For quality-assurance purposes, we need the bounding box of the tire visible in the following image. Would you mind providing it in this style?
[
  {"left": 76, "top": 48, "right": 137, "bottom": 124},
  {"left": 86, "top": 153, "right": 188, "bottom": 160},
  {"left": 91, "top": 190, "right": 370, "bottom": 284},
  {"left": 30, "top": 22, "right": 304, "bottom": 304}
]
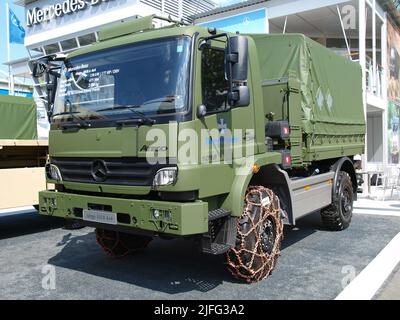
[
  {"left": 321, "top": 171, "right": 354, "bottom": 231},
  {"left": 226, "top": 186, "right": 284, "bottom": 283},
  {"left": 95, "top": 228, "right": 152, "bottom": 258}
]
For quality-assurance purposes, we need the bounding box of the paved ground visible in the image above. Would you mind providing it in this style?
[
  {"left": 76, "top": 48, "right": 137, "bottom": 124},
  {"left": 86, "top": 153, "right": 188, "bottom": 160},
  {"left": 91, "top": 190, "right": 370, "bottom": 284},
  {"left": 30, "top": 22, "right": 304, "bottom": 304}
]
[
  {"left": 375, "top": 263, "right": 400, "bottom": 300},
  {"left": 0, "top": 199, "right": 399, "bottom": 300}
]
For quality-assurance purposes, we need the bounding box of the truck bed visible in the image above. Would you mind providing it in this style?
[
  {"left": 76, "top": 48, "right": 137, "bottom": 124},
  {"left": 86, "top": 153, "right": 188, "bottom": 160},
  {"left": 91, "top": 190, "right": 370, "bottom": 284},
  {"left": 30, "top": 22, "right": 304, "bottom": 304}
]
[{"left": 250, "top": 34, "right": 365, "bottom": 164}]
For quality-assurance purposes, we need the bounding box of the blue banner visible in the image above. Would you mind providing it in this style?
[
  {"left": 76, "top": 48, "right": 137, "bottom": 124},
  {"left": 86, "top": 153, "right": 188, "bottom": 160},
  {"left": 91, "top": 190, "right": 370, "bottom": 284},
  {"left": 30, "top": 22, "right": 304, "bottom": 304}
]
[
  {"left": 9, "top": 8, "right": 25, "bottom": 44},
  {"left": 0, "top": 89, "right": 32, "bottom": 97},
  {"left": 199, "top": 9, "right": 267, "bottom": 34}
]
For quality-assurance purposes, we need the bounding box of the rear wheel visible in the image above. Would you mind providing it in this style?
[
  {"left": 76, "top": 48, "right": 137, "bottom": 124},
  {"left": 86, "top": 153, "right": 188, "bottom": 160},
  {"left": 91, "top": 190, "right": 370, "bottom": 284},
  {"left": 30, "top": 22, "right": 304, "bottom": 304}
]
[
  {"left": 95, "top": 228, "right": 152, "bottom": 258},
  {"left": 321, "top": 171, "right": 354, "bottom": 231},
  {"left": 226, "top": 186, "right": 284, "bottom": 283}
]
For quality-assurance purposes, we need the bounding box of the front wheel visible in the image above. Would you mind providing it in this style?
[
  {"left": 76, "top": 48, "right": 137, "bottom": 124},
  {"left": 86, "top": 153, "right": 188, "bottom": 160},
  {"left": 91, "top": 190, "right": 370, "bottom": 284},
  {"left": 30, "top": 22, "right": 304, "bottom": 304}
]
[
  {"left": 95, "top": 228, "right": 152, "bottom": 258},
  {"left": 226, "top": 186, "right": 284, "bottom": 283},
  {"left": 320, "top": 171, "right": 354, "bottom": 231}
]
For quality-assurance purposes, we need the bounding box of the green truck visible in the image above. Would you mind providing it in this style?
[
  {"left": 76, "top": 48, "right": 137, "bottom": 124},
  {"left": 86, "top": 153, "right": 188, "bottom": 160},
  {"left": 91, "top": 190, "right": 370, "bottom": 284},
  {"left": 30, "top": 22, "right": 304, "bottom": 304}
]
[
  {"left": 32, "top": 15, "right": 365, "bottom": 283},
  {"left": 0, "top": 95, "right": 48, "bottom": 211}
]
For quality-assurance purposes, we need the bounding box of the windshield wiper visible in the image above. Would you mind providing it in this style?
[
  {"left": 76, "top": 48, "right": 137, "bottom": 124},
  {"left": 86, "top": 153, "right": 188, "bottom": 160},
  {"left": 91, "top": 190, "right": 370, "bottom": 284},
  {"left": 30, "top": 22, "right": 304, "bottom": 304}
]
[
  {"left": 54, "top": 112, "right": 92, "bottom": 129},
  {"left": 96, "top": 105, "right": 156, "bottom": 126},
  {"left": 56, "top": 115, "right": 92, "bottom": 129},
  {"left": 56, "top": 99, "right": 92, "bottom": 129}
]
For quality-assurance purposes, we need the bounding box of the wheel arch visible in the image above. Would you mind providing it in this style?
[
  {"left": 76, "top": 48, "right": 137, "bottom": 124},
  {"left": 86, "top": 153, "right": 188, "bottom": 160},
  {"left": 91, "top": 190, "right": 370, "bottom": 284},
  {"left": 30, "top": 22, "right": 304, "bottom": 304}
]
[
  {"left": 331, "top": 157, "right": 357, "bottom": 200},
  {"left": 250, "top": 164, "right": 294, "bottom": 225},
  {"left": 223, "top": 152, "right": 294, "bottom": 225}
]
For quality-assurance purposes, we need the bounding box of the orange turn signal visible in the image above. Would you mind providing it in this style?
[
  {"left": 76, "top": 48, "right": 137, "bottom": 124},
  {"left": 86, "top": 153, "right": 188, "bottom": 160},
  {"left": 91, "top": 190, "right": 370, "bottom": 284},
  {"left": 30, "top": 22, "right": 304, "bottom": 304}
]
[{"left": 252, "top": 164, "right": 260, "bottom": 174}]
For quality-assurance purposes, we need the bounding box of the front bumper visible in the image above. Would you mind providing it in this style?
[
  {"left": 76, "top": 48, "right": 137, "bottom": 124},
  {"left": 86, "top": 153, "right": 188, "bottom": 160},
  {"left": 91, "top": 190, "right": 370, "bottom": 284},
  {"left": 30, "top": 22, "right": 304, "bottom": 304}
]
[{"left": 39, "top": 190, "right": 208, "bottom": 236}]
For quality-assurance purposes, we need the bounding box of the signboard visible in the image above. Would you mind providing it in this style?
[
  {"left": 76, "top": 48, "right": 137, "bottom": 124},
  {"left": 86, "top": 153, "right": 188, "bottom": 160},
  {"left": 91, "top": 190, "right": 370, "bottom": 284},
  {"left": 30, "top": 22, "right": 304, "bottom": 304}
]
[
  {"left": 388, "top": 22, "right": 400, "bottom": 104},
  {"left": 27, "top": 0, "right": 115, "bottom": 27},
  {"left": 24, "top": 0, "right": 140, "bottom": 48},
  {"left": 387, "top": 22, "right": 400, "bottom": 164},
  {"left": 198, "top": 9, "right": 267, "bottom": 34}
]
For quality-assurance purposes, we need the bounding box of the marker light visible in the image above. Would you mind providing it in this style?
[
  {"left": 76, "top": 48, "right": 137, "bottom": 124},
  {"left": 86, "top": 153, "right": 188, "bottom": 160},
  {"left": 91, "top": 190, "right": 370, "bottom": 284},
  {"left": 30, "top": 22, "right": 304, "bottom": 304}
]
[
  {"left": 280, "top": 150, "right": 292, "bottom": 169},
  {"left": 152, "top": 209, "right": 160, "bottom": 220}
]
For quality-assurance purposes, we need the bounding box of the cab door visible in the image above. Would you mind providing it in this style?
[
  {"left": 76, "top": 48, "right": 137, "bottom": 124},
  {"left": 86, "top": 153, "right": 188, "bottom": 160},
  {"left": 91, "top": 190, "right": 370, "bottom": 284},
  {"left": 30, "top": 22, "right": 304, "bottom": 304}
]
[{"left": 196, "top": 40, "right": 256, "bottom": 167}]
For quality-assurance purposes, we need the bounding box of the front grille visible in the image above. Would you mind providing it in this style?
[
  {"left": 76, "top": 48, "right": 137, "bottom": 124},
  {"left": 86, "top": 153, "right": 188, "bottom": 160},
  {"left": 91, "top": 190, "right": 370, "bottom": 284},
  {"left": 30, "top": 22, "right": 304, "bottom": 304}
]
[{"left": 52, "top": 157, "right": 174, "bottom": 187}]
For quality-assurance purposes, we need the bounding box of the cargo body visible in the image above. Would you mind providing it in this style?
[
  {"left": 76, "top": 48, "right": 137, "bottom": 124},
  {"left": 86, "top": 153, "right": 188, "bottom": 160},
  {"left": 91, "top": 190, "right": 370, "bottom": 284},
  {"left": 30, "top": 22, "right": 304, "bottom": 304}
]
[
  {"left": 34, "top": 16, "right": 365, "bottom": 282},
  {"left": 0, "top": 96, "right": 48, "bottom": 210},
  {"left": 252, "top": 34, "right": 365, "bottom": 164}
]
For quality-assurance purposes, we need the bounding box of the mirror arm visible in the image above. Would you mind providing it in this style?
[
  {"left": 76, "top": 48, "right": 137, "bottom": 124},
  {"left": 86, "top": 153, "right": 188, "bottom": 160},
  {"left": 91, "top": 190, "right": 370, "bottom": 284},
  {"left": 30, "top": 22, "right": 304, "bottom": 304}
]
[
  {"left": 226, "top": 53, "right": 238, "bottom": 63},
  {"left": 198, "top": 33, "right": 229, "bottom": 50}
]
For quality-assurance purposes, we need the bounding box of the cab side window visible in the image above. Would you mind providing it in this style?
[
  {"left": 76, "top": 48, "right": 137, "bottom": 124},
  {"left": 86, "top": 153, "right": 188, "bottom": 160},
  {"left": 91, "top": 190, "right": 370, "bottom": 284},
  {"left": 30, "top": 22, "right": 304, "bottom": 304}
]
[{"left": 201, "top": 47, "right": 229, "bottom": 113}]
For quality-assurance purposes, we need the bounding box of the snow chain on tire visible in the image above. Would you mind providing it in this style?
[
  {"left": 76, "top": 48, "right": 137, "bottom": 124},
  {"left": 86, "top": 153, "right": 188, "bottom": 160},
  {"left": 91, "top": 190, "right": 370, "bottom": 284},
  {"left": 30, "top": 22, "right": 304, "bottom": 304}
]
[
  {"left": 226, "top": 186, "right": 284, "bottom": 283},
  {"left": 96, "top": 228, "right": 151, "bottom": 258}
]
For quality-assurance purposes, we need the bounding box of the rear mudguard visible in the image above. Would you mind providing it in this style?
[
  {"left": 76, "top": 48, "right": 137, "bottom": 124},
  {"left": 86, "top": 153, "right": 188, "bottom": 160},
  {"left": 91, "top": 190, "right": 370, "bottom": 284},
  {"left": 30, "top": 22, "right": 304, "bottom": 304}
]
[{"left": 331, "top": 157, "right": 357, "bottom": 201}]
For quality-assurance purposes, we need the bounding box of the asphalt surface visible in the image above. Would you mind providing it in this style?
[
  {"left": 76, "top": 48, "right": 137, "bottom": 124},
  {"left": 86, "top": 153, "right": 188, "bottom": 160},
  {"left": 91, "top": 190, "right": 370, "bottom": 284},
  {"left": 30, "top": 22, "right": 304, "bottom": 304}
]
[
  {"left": 1, "top": 206, "right": 400, "bottom": 299},
  {"left": 375, "top": 263, "right": 400, "bottom": 300}
]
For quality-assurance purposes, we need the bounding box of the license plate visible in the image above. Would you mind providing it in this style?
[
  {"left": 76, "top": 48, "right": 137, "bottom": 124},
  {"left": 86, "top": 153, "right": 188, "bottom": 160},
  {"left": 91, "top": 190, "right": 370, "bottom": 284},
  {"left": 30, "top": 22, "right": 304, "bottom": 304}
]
[{"left": 83, "top": 209, "right": 117, "bottom": 225}]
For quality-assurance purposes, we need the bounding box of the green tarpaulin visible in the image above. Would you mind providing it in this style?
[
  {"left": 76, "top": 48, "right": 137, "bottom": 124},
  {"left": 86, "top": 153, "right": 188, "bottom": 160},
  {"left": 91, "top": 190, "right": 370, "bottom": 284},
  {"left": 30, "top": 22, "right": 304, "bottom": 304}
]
[
  {"left": 0, "top": 95, "right": 37, "bottom": 140},
  {"left": 250, "top": 34, "right": 366, "bottom": 136}
]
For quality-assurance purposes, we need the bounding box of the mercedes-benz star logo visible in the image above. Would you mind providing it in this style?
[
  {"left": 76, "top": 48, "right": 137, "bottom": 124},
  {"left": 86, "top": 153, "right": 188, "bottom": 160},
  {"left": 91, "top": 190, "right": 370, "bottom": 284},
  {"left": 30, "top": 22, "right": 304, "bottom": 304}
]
[{"left": 91, "top": 160, "right": 108, "bottom": 182}]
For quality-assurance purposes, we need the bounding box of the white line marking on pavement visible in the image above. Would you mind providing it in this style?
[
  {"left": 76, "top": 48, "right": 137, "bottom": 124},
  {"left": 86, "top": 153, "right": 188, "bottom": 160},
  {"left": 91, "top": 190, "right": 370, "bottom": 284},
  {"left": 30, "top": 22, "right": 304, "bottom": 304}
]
[
  {"left": 335, "top": 232, "right": 400, "bottom": 300},
  {"left": 353, "top": 208, "right": 400, "bottom": 217}
]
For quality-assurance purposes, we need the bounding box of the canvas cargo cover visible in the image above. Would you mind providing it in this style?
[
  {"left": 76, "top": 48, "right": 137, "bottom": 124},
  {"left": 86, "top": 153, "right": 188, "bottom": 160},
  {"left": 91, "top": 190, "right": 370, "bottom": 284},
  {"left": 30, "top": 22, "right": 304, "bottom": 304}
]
[
  {"left": 0, "top": 95, "right": 37, "bottom": 140},
  {"left": 250, "top": 34, "right": 366, "bottom": 136}
]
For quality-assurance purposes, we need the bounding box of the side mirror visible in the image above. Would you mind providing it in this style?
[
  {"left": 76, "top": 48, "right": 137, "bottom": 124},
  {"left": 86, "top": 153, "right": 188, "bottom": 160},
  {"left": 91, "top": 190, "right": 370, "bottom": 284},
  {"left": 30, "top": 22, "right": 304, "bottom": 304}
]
[
  {"left": 30, "top": 54, "right": 66, "bottom": 122},
  {"left": 225, "top": 36, "right": 250, "bottom": 107},
  {"left": 30, "top": 58, "right": 48, "bottom": 78},
  {"left": 46, "top": 73, "right": 58, "bottom": 113},
  {"left": 228, "top": 86, "right": 250, "bottom": 107},
  {"left": 226, "top": 36, "right": 248, "bottom": 82}
]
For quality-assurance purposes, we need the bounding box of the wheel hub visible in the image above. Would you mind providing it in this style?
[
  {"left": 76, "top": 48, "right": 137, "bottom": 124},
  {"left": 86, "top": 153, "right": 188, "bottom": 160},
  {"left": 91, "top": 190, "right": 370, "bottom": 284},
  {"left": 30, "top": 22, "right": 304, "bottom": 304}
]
[
  {"left": 341, "top": 188, "right": 352, "bottom": 216},
  {"left": 261, "top": 218, "right": 276, "bottom": 254}
]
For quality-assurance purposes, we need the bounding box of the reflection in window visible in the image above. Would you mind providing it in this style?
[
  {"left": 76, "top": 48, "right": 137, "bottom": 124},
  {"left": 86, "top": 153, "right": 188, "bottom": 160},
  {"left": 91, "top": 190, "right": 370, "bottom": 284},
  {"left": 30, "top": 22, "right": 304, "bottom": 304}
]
[
  {"left": 201, "top": 47, "right": 229, "bottom": 113},
  {"left": 53, "top": 37, "right": 191, "bottom": 122}
]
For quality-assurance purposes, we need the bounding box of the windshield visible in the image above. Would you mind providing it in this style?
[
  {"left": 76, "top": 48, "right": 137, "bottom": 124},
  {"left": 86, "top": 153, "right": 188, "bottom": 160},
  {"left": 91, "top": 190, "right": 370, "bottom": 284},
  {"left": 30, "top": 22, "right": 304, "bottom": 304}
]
[{"left": 53, "top": 36, "right": 191, "bottom": 124}]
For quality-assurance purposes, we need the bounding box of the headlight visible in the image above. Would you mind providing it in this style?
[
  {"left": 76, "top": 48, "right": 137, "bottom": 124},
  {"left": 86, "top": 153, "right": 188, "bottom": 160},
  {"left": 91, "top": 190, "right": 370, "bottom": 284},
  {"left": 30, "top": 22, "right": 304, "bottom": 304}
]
[
  {"left": 45, "top": 163, "right": 63, "bottom": 182},
  {"left": 153, "top": 167, "right": 177, "bottom": 187}
]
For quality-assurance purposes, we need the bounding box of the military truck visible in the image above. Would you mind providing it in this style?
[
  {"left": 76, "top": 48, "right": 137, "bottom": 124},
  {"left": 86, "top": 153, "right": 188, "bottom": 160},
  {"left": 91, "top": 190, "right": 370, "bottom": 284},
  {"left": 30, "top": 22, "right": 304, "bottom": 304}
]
[
  {"left": 32, "top": 15, "right": 365, "bottom": 283},
  {"left": 0, "top": 95, "right": 48, "bottom": 211}
]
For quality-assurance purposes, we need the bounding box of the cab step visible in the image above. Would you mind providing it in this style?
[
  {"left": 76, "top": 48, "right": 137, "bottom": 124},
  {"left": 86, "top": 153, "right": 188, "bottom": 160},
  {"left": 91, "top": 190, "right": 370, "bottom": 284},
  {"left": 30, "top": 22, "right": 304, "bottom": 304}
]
[
  {"left": 208, "top": 208, "right": 231, "bottom": 221},
  {"left": 201, "top": 210, "right": 237, "bottom": 255},
  {"left": 202, "top": 243, "right": 232, "bottom": 255}
]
